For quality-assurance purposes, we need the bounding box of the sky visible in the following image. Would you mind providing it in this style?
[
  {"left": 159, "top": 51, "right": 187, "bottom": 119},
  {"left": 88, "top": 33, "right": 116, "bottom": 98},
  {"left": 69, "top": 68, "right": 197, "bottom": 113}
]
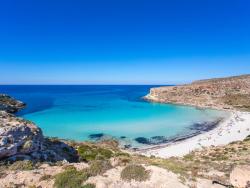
[{"left": 0, "top": 0, "right": 249, "bottom": 84}]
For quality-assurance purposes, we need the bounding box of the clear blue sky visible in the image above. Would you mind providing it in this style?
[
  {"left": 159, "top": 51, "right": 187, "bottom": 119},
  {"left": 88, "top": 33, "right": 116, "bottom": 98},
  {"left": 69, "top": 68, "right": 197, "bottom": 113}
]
[{"left": 0, "top": 0, "right": 249, "bottom": 84}]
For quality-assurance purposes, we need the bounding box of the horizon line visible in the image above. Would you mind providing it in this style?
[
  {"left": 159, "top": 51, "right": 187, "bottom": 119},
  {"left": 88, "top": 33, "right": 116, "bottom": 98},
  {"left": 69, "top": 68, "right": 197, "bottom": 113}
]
[{"left": 0, "top": 83, "right": 178, "bottom": 86}]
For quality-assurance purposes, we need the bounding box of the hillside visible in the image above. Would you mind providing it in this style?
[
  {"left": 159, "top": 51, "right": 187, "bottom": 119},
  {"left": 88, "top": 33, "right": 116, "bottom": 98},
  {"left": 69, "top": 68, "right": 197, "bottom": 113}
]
[{"left": 145, "top": 74, "right": 250, "bottom": 111}]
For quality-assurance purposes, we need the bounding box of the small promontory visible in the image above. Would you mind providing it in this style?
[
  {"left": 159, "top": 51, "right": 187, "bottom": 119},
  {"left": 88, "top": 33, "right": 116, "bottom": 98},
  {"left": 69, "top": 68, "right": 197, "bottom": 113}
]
[
  {"left": 0, "top": 94, "right": 25, "bottom": 113},
  {"left": 145, "top": 74, "right": 250, "bottom": 111}
]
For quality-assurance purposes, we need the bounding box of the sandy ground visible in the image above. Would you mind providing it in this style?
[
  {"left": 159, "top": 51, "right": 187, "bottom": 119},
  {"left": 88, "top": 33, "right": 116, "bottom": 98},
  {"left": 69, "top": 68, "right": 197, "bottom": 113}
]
[
  {"left": 86, "top": 165, "right": 188, "bottom": 188},
  {"left": 0, "top": 163, "right": 89, "bottom": 188},
  {"left": 0, "top": 164, "right": 188, "bottom": 188},
  {"left": 2, "top": 163, "right": 225, "bottom": 188},
  {"left": 140, "top": 111, "right": 250, "bottom": 158}
]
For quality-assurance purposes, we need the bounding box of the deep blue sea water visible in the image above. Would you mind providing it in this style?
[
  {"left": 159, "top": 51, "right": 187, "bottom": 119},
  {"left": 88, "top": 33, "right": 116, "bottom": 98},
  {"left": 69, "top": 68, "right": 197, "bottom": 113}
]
[{"left": 0, "top": 85, "right": 228, "bottom": 148}]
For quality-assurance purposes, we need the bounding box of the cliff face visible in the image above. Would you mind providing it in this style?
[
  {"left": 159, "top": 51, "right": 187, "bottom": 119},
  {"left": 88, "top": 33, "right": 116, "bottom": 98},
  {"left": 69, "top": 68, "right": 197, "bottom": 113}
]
[
  {"left": 0, "top": 95, "right": 43, "bottom": 159},
  {"left": 0, "top": 111, "right": 44, "bottom": 159},
  {"left": 0, "top": 94, "right": 77, "bottom": 162},
  {"left": 145, "top": 74, "right": 250, "bottom": 111}
]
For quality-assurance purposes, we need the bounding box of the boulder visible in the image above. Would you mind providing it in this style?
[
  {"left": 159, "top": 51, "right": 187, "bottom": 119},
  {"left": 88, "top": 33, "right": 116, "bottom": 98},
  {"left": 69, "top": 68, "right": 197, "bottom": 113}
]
[{"left": 230, "top": 165, "right": 250, "bottom": 188}]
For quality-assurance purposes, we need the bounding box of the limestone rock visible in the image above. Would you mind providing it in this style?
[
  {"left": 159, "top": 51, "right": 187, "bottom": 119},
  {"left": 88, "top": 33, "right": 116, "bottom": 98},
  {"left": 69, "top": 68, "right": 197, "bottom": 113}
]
[
  {"left": 230, "top": 165, "right": 250, "bottom": 188},
  {"left": 0, "top": 111, "right": 43, "bottom": 159}
]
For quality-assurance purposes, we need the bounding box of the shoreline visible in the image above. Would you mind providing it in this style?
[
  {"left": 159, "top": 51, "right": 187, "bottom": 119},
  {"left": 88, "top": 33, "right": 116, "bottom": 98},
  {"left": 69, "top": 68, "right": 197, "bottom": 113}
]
[
  {"left": 135, "top": 118, "right": 224, "bottom": 152},
  {"left": 143, "top": 94, "right": 233, "bottom": 111},
  {"left": 138, "top": 111, "right": 250, "bottom": 158}
]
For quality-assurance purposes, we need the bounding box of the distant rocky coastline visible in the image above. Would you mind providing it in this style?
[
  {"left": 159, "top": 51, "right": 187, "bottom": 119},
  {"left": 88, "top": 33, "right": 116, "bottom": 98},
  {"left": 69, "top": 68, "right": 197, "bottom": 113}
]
[{"left": 144, "top": 74, "right": 250, "bottom": 111}]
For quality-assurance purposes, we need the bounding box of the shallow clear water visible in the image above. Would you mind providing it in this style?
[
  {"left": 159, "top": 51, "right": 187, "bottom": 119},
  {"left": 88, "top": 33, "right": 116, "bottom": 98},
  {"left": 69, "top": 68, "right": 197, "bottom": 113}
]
[{"left": 0, "top": 85, "right": 228, "bottom": 147}]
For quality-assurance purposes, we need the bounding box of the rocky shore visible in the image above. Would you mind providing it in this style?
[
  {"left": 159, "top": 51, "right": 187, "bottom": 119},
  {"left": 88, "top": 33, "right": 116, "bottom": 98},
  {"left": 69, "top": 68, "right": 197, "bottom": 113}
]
[{"left": 145, "top": 74, "right": 250, "bottom": 111}]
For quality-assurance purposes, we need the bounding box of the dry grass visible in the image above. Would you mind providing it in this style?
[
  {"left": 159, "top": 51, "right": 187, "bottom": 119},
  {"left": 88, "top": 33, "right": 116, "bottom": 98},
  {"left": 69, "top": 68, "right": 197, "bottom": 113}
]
[
  {"left": 9, "top": 160, "right": 34, "bottom": 171},
  {"left": 222, "top": 94, "right": 250, "bottom": 111}
]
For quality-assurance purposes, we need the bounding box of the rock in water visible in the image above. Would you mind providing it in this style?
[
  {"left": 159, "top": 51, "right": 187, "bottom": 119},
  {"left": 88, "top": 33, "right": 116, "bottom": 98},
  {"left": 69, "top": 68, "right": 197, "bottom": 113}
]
[
  {"left": 134, "top": 137, "right": 151, "bottom": 144},
  {"left": 89, "top": 133, "right": 105, "bottom": 139},
  {"left": 0, "top": 111, "right": 44, "bottom": 159},
  {"left": 230, "top": 165, "right": 250, "bottom": 188}
]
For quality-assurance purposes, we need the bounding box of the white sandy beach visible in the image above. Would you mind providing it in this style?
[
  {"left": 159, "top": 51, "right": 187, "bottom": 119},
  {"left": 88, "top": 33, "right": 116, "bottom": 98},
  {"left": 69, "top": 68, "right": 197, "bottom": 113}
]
[{"left": 141, "top": 111, "right": 250, "bottom": 158}]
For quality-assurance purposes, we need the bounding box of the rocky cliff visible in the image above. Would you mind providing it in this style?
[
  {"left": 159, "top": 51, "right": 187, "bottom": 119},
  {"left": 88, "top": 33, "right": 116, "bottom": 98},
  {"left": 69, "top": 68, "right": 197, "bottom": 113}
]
[
  {"left": 0, "top": 111, "right": 44, "bottom": 159},
  {"left": 145, "top": 74, "right": 250, "bottom": 111},
  {"left": 0, "top": 94, "right": 77, "bottom": 162}
]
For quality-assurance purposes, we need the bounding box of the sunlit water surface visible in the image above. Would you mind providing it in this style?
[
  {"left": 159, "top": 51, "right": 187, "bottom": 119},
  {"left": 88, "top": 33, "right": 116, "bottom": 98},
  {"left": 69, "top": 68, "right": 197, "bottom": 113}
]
[{"left": 0, "top": 85, "right": 229, "bottom": 148}]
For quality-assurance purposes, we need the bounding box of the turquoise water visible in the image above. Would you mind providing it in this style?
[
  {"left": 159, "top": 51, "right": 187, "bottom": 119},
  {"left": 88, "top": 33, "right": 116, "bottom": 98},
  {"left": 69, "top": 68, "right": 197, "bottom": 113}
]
[{"left": 0, "top": 85, "right": 228, "bottom": 147}]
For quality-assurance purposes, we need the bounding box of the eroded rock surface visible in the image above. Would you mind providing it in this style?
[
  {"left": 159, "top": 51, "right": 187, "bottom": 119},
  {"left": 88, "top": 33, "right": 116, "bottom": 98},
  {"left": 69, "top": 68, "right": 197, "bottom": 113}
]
[{"left": 0, "top": 111, "right": 43, "bottom": 159}]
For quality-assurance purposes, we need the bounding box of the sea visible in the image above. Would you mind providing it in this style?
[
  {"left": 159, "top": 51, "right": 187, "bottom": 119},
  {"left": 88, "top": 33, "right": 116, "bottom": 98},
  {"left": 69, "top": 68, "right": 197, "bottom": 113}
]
[{"left": 0, "top": 85, "right": 229, "bottom": 148}]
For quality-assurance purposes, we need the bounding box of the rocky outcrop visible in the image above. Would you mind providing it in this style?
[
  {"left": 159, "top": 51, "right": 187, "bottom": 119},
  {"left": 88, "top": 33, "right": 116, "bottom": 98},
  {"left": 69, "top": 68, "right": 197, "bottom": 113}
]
[
  {"left": 145, "top": 74, "right": 250, "bottom": 111},
  {"left": 0, "top": 111, "right": 43, "bottom": 159},
  {"left": 230, "top": 165, "right": 250, "bottom": 188},
  {"left": 0, "top": 95, "right": 43, "bottom": 159},
  {"left": 0, "top": 94, "right": 78, "bottom": 162},
  {"left": 0, "top": 94, "right": 25, "bottom": 113}
]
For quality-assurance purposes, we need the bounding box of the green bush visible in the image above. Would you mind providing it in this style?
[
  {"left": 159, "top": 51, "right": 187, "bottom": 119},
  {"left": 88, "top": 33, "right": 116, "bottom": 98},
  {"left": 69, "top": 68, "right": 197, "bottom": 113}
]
[
  {"left": 78, "top": 145, "right": 98, "bottom": 161},
  {"left": 183, "top": 153, "right": 194, "bottom": 161},
  {"left": 54, "top": 166, "right": 89, "bottom": 188},
  {"left": 77, "top": 145, "right": 113, "bottom": 162},
  {"left": 9, "top": 160, "right": 34, "bottom": 171},
  {"left": 88, "top": 160, "right": 112, "bottom": 176},
  {"left": 97, "top": 148, "right": 113, "bottom": 159},
  {"left": 114, "top": 152, "right": 130, "bottom": 157},
  {"left": 121, "top": 164, "right": 150, "bottom": 182},
  {"left": 82, "top": 184, "right": 95, "bottom": 188}
]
